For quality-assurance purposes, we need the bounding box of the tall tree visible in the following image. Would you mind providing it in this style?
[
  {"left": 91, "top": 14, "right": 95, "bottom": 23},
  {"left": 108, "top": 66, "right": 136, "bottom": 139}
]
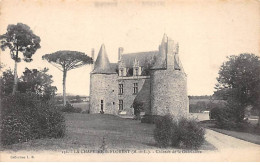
[
  {"left": 214, "top": 53, "right": 260, "bottom": 125},
  {"left": 42, "top": 51, "right": 93, "bottom": 105},
  {"left": 0, "top": 23, "right": 41, "bottom": 95}
]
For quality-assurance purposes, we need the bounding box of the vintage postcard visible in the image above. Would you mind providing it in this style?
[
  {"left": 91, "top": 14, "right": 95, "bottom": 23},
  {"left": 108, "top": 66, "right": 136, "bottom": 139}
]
[{"left": 0, "top": 0, "right": 259, "bottom": 162}]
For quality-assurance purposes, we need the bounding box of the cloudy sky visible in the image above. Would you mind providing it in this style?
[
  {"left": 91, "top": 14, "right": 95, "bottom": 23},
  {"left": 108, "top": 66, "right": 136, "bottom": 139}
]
[{"left": 0, "top": 0, "right": 259, "bottom": 96}]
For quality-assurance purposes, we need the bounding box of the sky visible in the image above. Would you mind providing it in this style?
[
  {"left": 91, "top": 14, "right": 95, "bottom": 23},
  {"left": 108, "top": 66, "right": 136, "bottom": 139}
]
[{"left": 0, "top": 0, "right": 259, "bottom": 96}]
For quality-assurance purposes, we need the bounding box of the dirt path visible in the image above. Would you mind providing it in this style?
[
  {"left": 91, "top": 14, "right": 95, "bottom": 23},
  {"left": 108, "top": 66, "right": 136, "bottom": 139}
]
[
  {"left": 205, "top": 129, "right": 260, "bottom": 150},
  {"left": 204, "top": 129, "right": 260, "bottom": 161}
]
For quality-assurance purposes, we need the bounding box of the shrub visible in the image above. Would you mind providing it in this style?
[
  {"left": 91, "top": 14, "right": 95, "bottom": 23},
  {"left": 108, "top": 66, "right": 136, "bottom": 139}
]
[
  {"left": 133, "top": 101, "right": 143, "bottom": 120},
  {"left": 154, "top": 114, "right": 205, "bottom": 149},
  {"left": 82, "top": 110, "right": 90, "bottom": 114},
  {"left": 0, "top": 93, "right": 66, "bottom": 146},
  {"left": 141, "top": 115, "right": 162, "bottom": 124},
  {"left": 209, "top": 107, "right": 221, "bottom": 120},
  {"left": 61, "top": 102, "right": 82, "bottom": 113},
  {"left": 177, "top": 117, "right": 205, "bottom": 149},
  {"left": 154, "top": 115, "right": 173, "bottom": 147},
  {"left": 46, "top": 109, "right": 66, "bottom": 138},
  {"left": 141, "top": 115, "right": 152, "bottom": 123}
]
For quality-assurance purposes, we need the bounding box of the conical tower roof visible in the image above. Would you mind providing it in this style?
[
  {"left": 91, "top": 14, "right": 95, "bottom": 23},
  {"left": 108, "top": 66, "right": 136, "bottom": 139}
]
[{"left": 92, "top": 44, "right": 116, "bottom": 74}]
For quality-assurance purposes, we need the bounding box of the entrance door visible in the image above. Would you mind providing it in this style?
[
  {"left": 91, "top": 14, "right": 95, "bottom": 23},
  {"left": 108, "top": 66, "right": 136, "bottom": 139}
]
[{"left": 100, "top": 100, "right": 104, "bottom": 114}]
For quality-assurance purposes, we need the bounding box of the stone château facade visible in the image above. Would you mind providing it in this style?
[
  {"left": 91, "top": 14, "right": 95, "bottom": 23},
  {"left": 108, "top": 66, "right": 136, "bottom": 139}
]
[{"left": 89, "top": 34, "right": 189, "bottom": 116}]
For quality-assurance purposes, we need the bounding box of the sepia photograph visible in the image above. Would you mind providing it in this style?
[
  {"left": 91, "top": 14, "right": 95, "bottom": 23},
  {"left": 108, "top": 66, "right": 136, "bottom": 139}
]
[{"left": 0, "top": 0, "right": 259, "bottom": 162}]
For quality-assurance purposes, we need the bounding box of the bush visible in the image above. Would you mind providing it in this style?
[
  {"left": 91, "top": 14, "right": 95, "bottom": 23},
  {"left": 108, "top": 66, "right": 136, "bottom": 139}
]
[
  {"left": 82, "top": 109, "right": 90, "bottom": 114},
  {"left": 209, "top": 107, "right": 221, "bottom": 120},
  {"left": 60, "top": 102, "right": 82, "bottom": 113},
  {"left": 154, "top": 114, "right": 205, "bottom": 149},
  {"left": 154, "top": 115, "right": 173, "bottom": 147},
  {"left": 141, "top": 115, "right": 162, "bottom": 124},
  {"left": 177, "top": 117, "right": 205, "bottom": 149},
  {"left": 133, "top": 101, "right": 143, "bottom": 120},
  {"left": 0, "top": 93, "right": 66, "bottom": 145},
  {"left": 46, "top": 110, "right": 66, "bottom": 138}
]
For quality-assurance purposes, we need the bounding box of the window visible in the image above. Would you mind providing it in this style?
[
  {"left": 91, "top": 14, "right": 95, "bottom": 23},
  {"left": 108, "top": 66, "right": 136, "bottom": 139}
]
[
  {"left": 133, "top": 83, "right": 138, "bottom": 94},
  {"left": 119, "top": 84, "right": 123, "bottom": 94},
  {"left": 135, "top": 68, "right": 138, "bottom": 76},
  {"left": 119, "top": 100, "right": 123, "bottom": 110},
  {"left": 101, "top": 100, "right": 104, "bottom": 113},
  {"left": 120, "top": 69, "right": 123, "bottom": 76}
]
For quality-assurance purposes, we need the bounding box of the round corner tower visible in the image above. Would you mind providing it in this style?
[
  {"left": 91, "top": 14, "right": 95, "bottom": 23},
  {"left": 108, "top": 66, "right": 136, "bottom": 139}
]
[
  {"left": 150, "top": 34, "right": 189, "bottom": 116},
  {"left": 89, "top": 44, "right": 118, "bottom": 115}
]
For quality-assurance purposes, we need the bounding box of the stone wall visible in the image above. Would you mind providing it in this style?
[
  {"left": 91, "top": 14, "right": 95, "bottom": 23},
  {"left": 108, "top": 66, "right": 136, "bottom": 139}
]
[
  {"left": 89, "top": 73, "right": 118, "bottom": 115},
  {"left": 150, "top": 68, "right": 189, "bottom": 116},
  {"left": 118, "top": 76, "right": 149, "bottom": 115}
]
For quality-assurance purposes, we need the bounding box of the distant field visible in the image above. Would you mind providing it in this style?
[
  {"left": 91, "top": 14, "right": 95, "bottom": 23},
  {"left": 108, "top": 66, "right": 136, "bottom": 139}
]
[
  {"left": 189, "top": 113, "right": 210, "bottom": 121},
  {"left": 189, "top": 99, "right": 225, "bottom": 105},
  {"left": 71, "top": 102, "right": 212, "bottom": 120},
  {"left": 71, "top": 102, "right": 89, "bottom": 111},
  {"left": 71, "top": 99, "right": 224, "bottom": 112}
]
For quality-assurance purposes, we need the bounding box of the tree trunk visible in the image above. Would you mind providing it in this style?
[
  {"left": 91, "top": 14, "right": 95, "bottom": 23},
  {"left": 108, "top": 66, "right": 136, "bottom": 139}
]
[
  {"left": 63, "top": 70, "right": 67, "bottom": 106},
  {"left": 257, "top": 111, "right": 260, "bottom": 128},
  {"left": 12, "top": 60, "right": 18, "bottom": 95}
]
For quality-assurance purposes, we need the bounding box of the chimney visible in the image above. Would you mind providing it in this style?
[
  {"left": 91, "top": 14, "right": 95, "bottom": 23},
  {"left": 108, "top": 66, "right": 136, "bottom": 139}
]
[
  {"left": 91, "top": 48, "right": 95, "bottom": 71},
  {"left": 91, "top": 48, "right": 95, "bottom": 61},
  {"left": 118, "top": 47, "right": 124, "bottom": 61},
  {"left": 166, "top": 39, "right": 175, "bottom": 68}
]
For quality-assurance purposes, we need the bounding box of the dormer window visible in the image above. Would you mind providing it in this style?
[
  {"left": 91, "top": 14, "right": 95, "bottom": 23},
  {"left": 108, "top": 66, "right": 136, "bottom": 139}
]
[
  {"left": 118, "top": 60, "right": 126, "bottom": 77},
  {"left": 120, "top": 69, "right": 123, "bottom": 76},
  {"left": 133, "top": 58, "right": 140, "bottom": 76},
  {"left": 133, "top": 67, "right": 142, "bottom": 76},
  {"left": 134, "top": 68, "right": 138, "bottom": 76}
]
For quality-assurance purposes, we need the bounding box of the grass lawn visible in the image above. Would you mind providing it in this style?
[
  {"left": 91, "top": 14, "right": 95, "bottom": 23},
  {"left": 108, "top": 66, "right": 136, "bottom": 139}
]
[
  {"left": 72, "top": 102, "right": 89, "bottom": 111},
  {"left": 2, "top": 113, "right": 216, "bottom": 152}
]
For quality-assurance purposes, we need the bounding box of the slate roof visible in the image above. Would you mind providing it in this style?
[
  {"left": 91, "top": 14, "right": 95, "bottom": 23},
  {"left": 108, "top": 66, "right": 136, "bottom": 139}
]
[
  {"left": 133, "top": 79, "right": 151, "bottom": 112},
  {"left": 110, "top": 63, "right": 118, "bottom": 72},
  {"left": 120, "top": 51, "right": 158, "bottom": 68},
  {"left": 92, "top": 44, "right": 116, "bottom": 74}
]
